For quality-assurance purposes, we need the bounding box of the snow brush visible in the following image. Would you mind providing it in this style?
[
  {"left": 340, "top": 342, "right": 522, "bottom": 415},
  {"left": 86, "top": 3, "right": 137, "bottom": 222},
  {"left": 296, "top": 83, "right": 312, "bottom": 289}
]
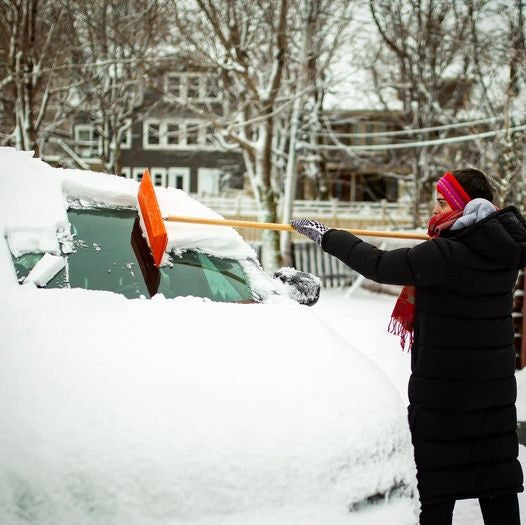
[{"left": 137, "top": 169, "right": 429, "bottom": 267}]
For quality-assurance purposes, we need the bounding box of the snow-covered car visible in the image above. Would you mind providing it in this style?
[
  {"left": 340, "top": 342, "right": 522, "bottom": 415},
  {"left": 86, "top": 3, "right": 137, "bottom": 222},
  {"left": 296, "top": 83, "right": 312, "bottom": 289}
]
[{"left": 0, "top": 148, "right": 416, "bottom": 524}]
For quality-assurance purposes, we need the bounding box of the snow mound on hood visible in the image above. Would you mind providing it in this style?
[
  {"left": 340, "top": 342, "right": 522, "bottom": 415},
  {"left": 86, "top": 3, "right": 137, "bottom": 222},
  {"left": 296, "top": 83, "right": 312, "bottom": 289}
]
[{"left": 0, "top": 287, "right": 415, "bottom": 524}]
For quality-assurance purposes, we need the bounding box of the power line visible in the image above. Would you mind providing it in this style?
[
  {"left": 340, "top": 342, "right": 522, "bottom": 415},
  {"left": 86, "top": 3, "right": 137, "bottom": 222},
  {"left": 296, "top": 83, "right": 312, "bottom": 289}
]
[
  {"left": 311, "top": 123, "right": 526, "bottom": 152},
  {"left": 316, "top": 115, "right": 508, "bottom": 137}
]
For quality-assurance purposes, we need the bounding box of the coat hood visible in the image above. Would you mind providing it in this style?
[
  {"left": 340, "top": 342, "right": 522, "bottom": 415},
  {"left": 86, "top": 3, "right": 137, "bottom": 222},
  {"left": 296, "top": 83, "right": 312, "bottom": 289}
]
[{"left": 447, "top": 206, "right": 526, "bottom": 269}]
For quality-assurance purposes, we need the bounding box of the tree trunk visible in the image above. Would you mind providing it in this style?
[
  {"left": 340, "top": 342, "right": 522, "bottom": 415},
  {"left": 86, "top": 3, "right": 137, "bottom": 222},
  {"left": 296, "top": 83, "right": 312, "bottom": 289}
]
[
  {"left": 280, "top": 94, "right": 302, "bottom": 267},
  {"left": 256, "top": 121, "right": 281, "bottom": 272},
  {"left": 412, "top": 151, "right": 421, "bottom": 228}
]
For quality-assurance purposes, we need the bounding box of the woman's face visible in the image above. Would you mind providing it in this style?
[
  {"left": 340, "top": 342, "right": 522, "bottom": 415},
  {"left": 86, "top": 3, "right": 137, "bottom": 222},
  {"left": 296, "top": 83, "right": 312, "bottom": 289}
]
[{"left": 433, "top": 190, "right": 453, "bottom": 215}]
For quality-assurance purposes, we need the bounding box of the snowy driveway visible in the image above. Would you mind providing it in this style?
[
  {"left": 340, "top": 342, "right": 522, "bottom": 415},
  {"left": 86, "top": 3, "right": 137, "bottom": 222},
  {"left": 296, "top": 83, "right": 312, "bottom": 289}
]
[{"left": 313, "top": 286, "right": 526, "bottom": 524}]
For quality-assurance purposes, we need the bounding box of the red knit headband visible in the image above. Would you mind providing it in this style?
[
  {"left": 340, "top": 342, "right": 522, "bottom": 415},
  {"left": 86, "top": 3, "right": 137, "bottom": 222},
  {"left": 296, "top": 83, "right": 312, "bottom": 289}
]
[{"left": 437, "top": 171, "right": 471, "bottom": 210}]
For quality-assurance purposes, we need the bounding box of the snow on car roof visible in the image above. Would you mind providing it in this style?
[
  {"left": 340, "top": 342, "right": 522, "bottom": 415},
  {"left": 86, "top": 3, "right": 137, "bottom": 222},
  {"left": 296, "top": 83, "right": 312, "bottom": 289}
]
[{"left": 0, "top": 147, "right": 256, "bottom": 261}]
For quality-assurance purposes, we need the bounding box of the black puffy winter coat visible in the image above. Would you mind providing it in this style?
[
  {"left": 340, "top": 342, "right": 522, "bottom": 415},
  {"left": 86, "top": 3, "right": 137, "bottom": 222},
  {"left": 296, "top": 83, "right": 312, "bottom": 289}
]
[{"left": 322, "top": 206, "right": 525, "bottom": 504}]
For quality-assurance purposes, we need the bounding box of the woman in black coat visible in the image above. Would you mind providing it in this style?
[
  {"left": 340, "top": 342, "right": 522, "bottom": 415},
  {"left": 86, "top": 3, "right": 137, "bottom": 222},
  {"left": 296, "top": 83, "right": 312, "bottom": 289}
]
[{"left": 292, "top": 169, "right": 524, "bottom": 524}]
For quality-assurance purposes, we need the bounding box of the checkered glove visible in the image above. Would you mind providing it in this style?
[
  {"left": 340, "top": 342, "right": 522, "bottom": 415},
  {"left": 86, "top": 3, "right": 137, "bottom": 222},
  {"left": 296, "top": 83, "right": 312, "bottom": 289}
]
[{"left": 290, "top": 218, "right": 328, "bottom": 247}]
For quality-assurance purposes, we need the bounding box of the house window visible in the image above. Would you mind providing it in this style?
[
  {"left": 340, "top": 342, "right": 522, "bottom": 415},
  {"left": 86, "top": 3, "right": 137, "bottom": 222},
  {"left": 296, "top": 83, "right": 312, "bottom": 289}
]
[
  {"left": 205, "top": 125, "right": 215, "bottom": 145},
  {"left": 164, "top": 73, "right": 221, "bottom": 102},
  {"left": 132, "top": 167, "right": 147, "bottom": 182},
  {"left": 150, "top": 167, "right": 167, "bottom": 187},
  {"left": 205, "top": 77, "right": 219, "bottom": 100},
  {"left": 74, "top": 125, "right": 100, "bottom": 158},
  {"left": 117, "top": 119, "right": 132, "bottom": 149},
  {"left": 166, "top": 74, "right": 181, "bottom": 97},
  {"left": 167, "top": 167, "right": 190, "bottom": 192},
  {"left": 186, "top": 122, "right": 199, "bottom": 145},
  {"left": 187, "top": 75, "right": 200, "bottom": 99},
  {"left": 144, "top": 119, "right": 214, "bottom": 149},
  {"left": 146, "top": 122, "right": 160, "bottom": 145},
  {"left": 77, "top": 128, "right": 92, "bottom": 142},
  {"left": 166, "top": 123, "right": 180, "bottom": 145}
]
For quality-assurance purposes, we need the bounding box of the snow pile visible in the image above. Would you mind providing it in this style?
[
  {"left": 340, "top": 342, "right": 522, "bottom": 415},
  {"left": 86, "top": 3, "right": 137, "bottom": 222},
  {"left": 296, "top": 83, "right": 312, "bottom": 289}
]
[
  {"left": 0, "top": 288, "right": 416, "bottom": 524},
  {"left": 0, "top": 148, "right": 416, "bottom": 524}
]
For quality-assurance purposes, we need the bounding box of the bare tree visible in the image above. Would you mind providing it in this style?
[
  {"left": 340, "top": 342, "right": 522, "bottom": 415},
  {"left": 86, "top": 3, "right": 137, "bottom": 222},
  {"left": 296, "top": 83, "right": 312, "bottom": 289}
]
[
  {"left": 368, "top": 0, "right": 475, "bottom": 225},
  {"left": 167, "top": 0, "right": 292, "bottom": 271},
  {"left": 169, "top": 0, "right": 355, "bottom": 270},
  {"left": 466, "top": 0, "right": 526, "bottom": 210},
  {"left": 64, "top": 0, "right": 170, "bottom": 174},
  {"left": 0, "top": 0, "right": 77, "bottom": 156},
  {"left": 279, "top": 0, "right": 355, "bottom": 265}
]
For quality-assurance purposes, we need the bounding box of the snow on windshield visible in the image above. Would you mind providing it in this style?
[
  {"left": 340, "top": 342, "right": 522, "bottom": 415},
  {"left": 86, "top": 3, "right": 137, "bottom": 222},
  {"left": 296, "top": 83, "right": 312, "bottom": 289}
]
[{"left": 0, "top": 147, "right": 256, "bottom": 262}]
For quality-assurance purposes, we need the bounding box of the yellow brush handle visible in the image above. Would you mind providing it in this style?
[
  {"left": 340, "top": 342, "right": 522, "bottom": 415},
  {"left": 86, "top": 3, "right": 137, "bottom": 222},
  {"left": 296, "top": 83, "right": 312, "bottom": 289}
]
[{"left": 164, "top": 214, "right": 429, "bottom": 240}]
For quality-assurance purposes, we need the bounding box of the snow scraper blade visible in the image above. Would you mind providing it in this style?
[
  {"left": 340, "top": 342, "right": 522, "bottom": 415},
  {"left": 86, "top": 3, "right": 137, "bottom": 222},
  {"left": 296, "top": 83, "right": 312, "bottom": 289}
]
[{"left": 137, "top": 169, "right": 168, "bottom": 267}]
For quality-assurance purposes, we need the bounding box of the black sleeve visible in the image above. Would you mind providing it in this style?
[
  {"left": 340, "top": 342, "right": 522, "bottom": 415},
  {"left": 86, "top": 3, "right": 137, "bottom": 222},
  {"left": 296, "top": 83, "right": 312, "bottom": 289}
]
[{"left": 321, "top": 229, "right": 452, "bottom": 287}]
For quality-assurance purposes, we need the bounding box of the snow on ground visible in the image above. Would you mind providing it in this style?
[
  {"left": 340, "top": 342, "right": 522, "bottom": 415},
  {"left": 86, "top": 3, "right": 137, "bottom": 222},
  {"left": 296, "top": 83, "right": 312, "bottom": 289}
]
[{"left": 313, "top": 287, "right": 526, "bottom": 523}]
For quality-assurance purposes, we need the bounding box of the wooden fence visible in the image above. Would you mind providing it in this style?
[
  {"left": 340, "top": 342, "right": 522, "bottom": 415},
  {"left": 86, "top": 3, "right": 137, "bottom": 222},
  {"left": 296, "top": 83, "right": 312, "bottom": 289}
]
[
  {"left": 292, "top": 241, "right": 357, "bottom": 288},
  {"left": 251, "top": 241, "right": 357, "bottom": 288}
]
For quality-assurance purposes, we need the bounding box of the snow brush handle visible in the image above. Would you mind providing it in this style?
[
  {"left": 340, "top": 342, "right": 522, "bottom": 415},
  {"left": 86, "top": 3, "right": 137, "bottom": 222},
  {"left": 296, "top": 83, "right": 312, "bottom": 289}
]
[{"left": 164, "top": 214, "right": 429, "bottom": 240}]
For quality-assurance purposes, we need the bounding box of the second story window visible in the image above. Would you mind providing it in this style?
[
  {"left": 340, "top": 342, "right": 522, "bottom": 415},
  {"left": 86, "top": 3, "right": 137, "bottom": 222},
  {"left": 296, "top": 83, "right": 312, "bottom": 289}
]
[
  {"left": 165, "top": 73, "right": 221, "bottom": 102},
  {"left": 205, "top": 77, "right": 219, "bottom": 100},
  {"left": 143, "top": 119, "right": 219, "bottom": 150},
  {"left": 167, "top": 75, "right": 181, "bottom": 98},
  {"left": 74, "top": 125, "right": 100, "bottom": 158},
  {"left": 166, "top": 123, "right": 180, "bottom": 145},
  {"left": 187, "top": 75, "right": 200, "bottom": 99},
  {"left": 146, "top": 122, "right": 160, "bottom": 145},
  {"left": 205, "top": 125, "right": 216, "bottom": 146},
  {"left": 186, "top": 123, "right": 199, "bottom": 145}
]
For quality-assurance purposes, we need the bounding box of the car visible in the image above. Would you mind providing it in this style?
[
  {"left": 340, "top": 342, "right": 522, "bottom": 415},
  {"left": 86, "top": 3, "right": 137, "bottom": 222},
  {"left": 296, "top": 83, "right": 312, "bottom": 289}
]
[{"left": 0, "top": 147, "right": 417, "bottom": 524}]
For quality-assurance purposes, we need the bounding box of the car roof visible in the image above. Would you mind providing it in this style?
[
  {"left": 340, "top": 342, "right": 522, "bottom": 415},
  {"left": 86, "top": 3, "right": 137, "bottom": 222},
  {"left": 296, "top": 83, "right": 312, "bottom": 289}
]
[{"left": 0, "top": 147, "right": 256, "bottom": 262}]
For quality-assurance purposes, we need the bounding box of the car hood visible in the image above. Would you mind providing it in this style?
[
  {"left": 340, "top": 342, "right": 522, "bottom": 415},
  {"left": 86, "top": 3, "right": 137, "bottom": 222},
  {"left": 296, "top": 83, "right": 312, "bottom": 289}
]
[{"left": 0, "top": 278, "right": 415, "bottom": 524}]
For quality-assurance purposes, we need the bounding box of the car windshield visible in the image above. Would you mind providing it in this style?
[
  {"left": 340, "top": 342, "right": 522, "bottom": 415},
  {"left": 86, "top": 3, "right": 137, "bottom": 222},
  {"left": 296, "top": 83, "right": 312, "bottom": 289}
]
[{"left": 11, "top": 208, "right": 255, "bottom": 303}]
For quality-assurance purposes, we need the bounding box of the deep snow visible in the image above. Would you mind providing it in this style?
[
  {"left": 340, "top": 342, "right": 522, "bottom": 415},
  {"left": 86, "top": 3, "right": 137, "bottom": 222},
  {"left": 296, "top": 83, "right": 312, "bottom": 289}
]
[
  {"left": 0, "top": 148, "right": 417, "bottom": 524},
  {"left": 1, "top": 147, "right": 523, "bottom": 523},
  {"left": 313, "top": 287, "right": 526, "bottom": 524}
]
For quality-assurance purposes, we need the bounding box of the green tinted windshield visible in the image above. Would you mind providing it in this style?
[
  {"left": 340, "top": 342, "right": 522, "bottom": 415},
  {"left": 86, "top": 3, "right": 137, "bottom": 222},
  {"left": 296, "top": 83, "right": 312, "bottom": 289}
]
[{"left": 12, "top": 208, "right": 255, "bottom": 303}]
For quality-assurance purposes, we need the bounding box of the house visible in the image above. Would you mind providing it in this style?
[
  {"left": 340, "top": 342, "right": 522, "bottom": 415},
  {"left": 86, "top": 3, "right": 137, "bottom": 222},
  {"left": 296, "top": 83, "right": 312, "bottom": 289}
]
[
  {"left": 65, "top": 69, "right": 246, "bottom": 196},
  {"left": 297, "top": 110, "right": 411, "bottom": 202}
]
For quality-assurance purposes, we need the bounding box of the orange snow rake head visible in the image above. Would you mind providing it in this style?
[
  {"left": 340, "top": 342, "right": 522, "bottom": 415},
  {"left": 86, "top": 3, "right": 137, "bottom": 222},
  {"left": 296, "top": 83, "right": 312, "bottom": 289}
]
[{"left": 137, "top": 170, "right": 168, "bottom": 267}]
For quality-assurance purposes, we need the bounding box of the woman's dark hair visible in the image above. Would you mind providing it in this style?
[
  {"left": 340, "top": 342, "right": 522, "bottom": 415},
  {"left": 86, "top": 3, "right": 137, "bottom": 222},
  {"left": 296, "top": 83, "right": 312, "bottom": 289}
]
[{"left": 452, "top": 168, "right": 494, "bottom": 202}]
